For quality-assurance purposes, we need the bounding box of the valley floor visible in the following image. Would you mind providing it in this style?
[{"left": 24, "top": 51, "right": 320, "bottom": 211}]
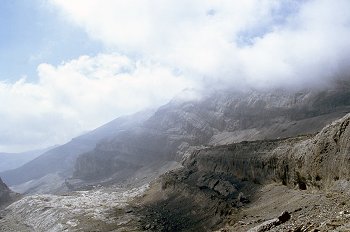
[
  {"left": 0, "top": 184, "right": 148, "bottom": 232},
  {"left": 2, "top": 180, "right": 350, "bottom": 232}
]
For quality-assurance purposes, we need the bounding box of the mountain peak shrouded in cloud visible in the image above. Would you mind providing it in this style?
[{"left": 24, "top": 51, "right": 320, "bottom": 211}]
[
  {"left": 0, "top": 54, "right": 193, "bottom": 152},
  {"left": 1, "top": 0, "right": 350, "bottom": 152}
]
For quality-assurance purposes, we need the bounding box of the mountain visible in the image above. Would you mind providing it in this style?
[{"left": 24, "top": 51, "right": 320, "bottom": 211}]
[
  {"left": 0, "top": 109, "right": 154, "bottom": 189},
  {"left": 137, "top": 112, "right": 350, "bottom": 231},
  {"left": 0, "top": 147, "right": 55, "bottom": 172},
  {"left": 2, "top": 109, "right": 350, "bottom": 231},
  {"left": 2, "top": 80, "right": 350, "bottom": 230},
  {"left": 72, "top": 83, "right": 350, "bottom": 183},
  {"left": 3, "top": 80, "right": 350, "bottom": 194}
]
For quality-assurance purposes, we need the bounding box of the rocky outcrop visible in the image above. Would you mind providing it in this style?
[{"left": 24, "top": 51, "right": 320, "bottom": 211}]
[
  {"left": 247, "top": 211, "right": 291, "bottom": 232},
  {"left": 138, "top": 113, "right": 350, "bottom": 231},
  {"left": 0, "top": 177, "right": 18, "bottom": 208},
  {"left": 73, "top": 85, "right": 350, "bottom": 181}
]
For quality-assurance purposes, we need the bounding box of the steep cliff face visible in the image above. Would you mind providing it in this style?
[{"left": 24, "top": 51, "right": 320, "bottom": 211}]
[
  {"left": 138, "top": 113, "right": 350, "bottom": 231},
  {"left": 181, "top": 113, "right": 350, "bottom": 191},
  {"left": 191, "top": 112, "right": 350, "bottom": 189},
  {"left": 74, "top": 85, "right": 350, "bottom": 181}
]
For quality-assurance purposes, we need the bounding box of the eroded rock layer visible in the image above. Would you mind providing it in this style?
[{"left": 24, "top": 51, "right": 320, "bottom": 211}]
[{"left": 139, "top": 113, "right": 350, "bottom": 231}]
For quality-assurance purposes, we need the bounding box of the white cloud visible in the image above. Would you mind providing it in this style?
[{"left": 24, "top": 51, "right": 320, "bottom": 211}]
[
  {"left": 50, "top": 0, "right": 284, "bottom": 77},
  {"left": 2, "top": 0, "right": 350, "bottom": 152},
  {"left": 51, "top": 0, "right": 350, "bottom": 88},
  {"left": 0, "top": 54, "right": 193, "bottom": 152},
  {"left": 238, "top": 0, "right": 350, "bottom": 88}
]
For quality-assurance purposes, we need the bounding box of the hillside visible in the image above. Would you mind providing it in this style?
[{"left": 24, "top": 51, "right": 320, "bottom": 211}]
[
  {"left": 0, "top": 109, "right": 154, "bottom": 190},
  {"left": 136, "top": 112, "right": 350, "bottom": 231},
  {"left": 2, "top": 82, "right": 350, "bottom": 194},
  {"left": 1, "top": 107, "right": 350, "bottom": 231},
  {"left": 0, "top": 178, "right": 19, "bottom": 209},
  {"left": 0, "top": 147, "right": 54, "bottom": 172},
  {"left": 72, "top": 84, "right": 350, "bottom": 184}
]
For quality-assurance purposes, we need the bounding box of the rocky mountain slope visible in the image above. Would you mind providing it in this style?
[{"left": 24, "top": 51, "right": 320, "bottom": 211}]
[
  {"left": 2, "top": 108, "right": 350, "bottom": 231},
  {"left": 137, "top": 113, "right": 350, "bottom": 231},
  {"left": 2, "top": 82, "right": 350, "bottom": 194},
  {"left": 0, "top": 109, "right": 154, "bottom": 190},
  {"left": 72, "top": 83, "right": 350, "bottom": 184},
  {"left": 0, "top": 178, "right": 18, "bottom": 209},
  {"left": 0, "top": 147, "right": 52, "bottom": 173}
]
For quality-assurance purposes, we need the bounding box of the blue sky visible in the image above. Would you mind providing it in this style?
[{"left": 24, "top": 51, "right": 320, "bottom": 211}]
[
  {"left": 0, "top": 0, "right": 350, "bottom": 152},
  {"left": 0, "top": 0, "right": 102, "bottom": 82}
]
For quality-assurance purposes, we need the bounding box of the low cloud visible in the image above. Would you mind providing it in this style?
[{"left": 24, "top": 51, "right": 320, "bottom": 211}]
[
  {"left": 0, "top": 54, "right": 193, "bottom": 152},
  {"left": 52, "top": 0, "right": 350, "bottom": 88},
  {"left": 2, "top": 0, "right": 350, "bottom": 151}
]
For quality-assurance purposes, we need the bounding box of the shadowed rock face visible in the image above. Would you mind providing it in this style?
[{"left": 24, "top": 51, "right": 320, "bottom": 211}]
[
  {"left": 0, "top": 177, "right": 17, "bottom": 208},
  {"left": 73, "top": 85, "right": 350, "bottom": 182},
  {"left": 142, "top": 113, "right": 350, "bottom": 231}
]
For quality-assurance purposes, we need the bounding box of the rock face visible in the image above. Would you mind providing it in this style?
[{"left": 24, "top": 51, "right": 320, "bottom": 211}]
[
  {"left": 0, "top": 177, "right": 17, "bottom": 208},
  {"left": 247, "top": 211, "right": 291, "bottom": 232},
  {"left": 73, "top": 85, "right": 350, "bottom": 182},
  {"left": 182, "top": 113, "right": 350, "bottom": 191},
  {"left": 139, "top": 113, "right": 350, "bottom": 231}
]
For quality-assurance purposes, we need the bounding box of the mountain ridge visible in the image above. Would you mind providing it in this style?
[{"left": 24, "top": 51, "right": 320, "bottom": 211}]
[
  {"left": 2, "top": 84, "right": 350, "bottom": 230},
  {"left": 0, "top": 109, "right": 155, "bottom": 188},
  {"left": 72, "top": 85, "right": 350, "bottom": 183},
  {"left": 2, "top": 83, "right": 350, "bottom": 193},
  {"left": 0, "top": 147, "right": 52, "bottom": 173}
]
